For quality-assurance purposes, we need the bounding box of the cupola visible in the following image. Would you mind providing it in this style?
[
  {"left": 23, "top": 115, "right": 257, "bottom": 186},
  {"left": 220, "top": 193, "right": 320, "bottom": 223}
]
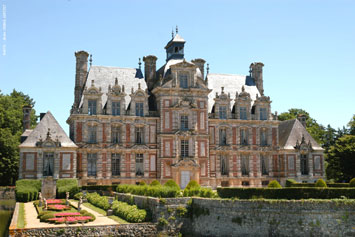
[{"left": 165, "top": 27, "right": 186, "bottom": 61}]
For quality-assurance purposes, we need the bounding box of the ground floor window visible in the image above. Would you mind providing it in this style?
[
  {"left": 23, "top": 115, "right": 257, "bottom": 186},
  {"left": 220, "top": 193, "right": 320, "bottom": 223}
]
[
  {"left": 220, "top": 155, "right": 228, "bottom": 175},
  {"left": 87, "top": 153, "right": 97, "bottom": 176},
  {"left": 43, "top": 152, "right": 54, "bottom": 176},
  {"left": 241, "top": 155, "right": 249, "bottom": 176},
  {"left": 111, "top": 153, "right": 120, "bottom": 176},
  {"left": 300, "top": 154, "right": 308, "bottom": 175},
  {"left": 136, "top": 154, "right": 144, "bottom": 176}
]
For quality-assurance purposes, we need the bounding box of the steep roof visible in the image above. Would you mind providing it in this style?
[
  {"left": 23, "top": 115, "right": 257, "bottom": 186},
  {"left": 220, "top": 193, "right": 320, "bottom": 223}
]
[
  {"left": 206, "top": 73, "right": 260, "bottom": 112},
  {"left": 79, "top": 65, "right": 146, "bottom": 109},
  {"left": 19, "top": 111, "right": 77, "bottom": 148},
  {"left": 165, "top": 34, "right": 186, "bottom": 49},
  {"left": 278, "top": 119, "right": 323, "bottom": 150}
]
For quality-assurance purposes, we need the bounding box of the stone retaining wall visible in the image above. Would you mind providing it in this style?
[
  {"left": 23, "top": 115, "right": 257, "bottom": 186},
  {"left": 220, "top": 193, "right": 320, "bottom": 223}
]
[
  {"left": 0, "top": 186, "right": 15, "bottom": 200},
  {"left": 10, "top": 223, "right": 158, "bottom": 237},
  {"left": 190, "top": 198, "right": 355, "bottom": 236}
]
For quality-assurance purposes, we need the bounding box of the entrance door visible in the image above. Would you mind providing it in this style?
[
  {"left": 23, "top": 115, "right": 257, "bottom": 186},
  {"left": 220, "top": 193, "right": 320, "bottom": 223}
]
[
  {"left": 180, "top": 171, "right": 191, "bottom": 189},
  {"left": 43, "top": 152, "right": 54, "bottom": 176}
]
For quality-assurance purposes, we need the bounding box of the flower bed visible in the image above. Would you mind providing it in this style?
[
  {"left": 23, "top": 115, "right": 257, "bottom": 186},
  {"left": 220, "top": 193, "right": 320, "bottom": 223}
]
[
  {"left": 34, "top": 199, "right": 96, "bottom": 224},
  {"left": 47, "top": 204, "right": 71, "bottom": 211}
]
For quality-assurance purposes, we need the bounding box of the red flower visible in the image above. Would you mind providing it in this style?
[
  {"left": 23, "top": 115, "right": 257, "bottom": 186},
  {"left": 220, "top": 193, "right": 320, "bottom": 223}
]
[{"left": 54, "top": 212, "right": 81, "bottom": 217}]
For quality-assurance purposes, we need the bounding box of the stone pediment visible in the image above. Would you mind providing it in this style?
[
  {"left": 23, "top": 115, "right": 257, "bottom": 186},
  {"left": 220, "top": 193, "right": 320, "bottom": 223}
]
[
  {"left": 36, "top": 128, "right": 61, "bottom": 148},
  {"left": 294, "top": 134, "right": 313, "bottom": 153},
  {"left": 170, "top": 59, "right": 196, "bottom": 69},
  {"left": 130, "top": 144, "right": 150, "bottom": 150},
  {"left": 172, "top": 158, "right": 199, "bottom": 168},
  {"left": 173, "top": 98, "right": 197, "bottom": 109},
  {"left": 108, "top": 144, "right": 125, "bottom": 149},
  {"left": 175, "top": 130, "right": 196, "bottom": 137}
]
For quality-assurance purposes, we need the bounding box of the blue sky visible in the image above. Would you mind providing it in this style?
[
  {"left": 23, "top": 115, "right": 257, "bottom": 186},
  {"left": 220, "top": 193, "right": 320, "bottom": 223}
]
[{"left": 1, "top": 0, "right": 354, "bottom": 132}]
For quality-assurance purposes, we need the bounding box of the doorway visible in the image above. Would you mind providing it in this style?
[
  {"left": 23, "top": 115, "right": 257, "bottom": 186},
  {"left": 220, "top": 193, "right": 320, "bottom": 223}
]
[{"left": 180, "top": 171, "right": 190, "bottom": 189}]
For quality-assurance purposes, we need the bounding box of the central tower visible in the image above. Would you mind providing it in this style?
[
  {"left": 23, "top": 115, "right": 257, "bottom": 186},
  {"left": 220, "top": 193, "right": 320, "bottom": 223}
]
[{"left": 165, "top": 32, "right": 186, "bottom": 61}]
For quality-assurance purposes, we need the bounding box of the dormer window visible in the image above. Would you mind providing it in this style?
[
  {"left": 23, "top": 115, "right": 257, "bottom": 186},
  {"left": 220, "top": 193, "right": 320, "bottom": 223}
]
[
  {"left": 179, "top": 74, "right": 188, "bottom": 88},
  {"left": 219, "top": 106, "right": 227, "bottom": 119},
  {"left": 112, "top": 101, "right": 120, "bottom": 116},
  {"left": 240, "top": 107, "right": 247, "bottom": 120},
  {"left": 260, "top": 108, "right": 267, "bottom": 120},
  {"left": 136, "top": 102, "right": 144, "bottom": 117},
  {"left": 88, "top": 100, "right": 97, "bottom": 115}
]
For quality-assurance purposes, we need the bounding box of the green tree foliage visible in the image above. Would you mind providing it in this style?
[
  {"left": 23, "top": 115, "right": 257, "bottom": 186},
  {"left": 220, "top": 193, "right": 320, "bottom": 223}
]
[
  {"left": 326, "top": 135, "right": 355, "bottom": 182},
  {"left": 349, "top": 178, "right": 355, "bottom": 187},
  {"left": 0, "top": 90, "right": 37, "bottom": 186}
]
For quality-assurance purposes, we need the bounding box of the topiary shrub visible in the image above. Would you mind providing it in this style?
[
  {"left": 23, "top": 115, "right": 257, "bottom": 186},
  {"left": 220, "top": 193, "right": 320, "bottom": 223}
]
[
  {"left": 150, "top": 180, "right": 161, "bottom": 186},
  {"left": 15, "top": 179, "right": 42, "bottom": 202},
  {"left": 56, "top": 178, "right": 79, "bottom": 198},
  {"left": 185, "top": 180, "right": 200, "bottom": 190},
  {"left": 285, "top": 179, "right": 297, "bottom": 187},
  {"left": 40, "top": 213, "right": 55, "bottom": 222},
  {"left": 268, "top": 180, "right": 282, "bottom": 188},
  {"left": 164, "top": 180, "right": 180, "bottom": 190},
  {"left": 138, "top": 181, "right": 146, "bottom": 186},
  {"left": 315, "top": 179, "right": 327, "bottom": 188},
  {"left": 350, "top": 178, "right": 355, "bottom": 187},
  {"left": 74, "top": 192, "right": 83, "bottom": 200}
]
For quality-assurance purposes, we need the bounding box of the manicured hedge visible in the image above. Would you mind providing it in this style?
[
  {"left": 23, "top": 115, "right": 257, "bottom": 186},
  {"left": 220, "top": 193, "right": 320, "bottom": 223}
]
[
  {"left": 56, "top": 179, "right": 79, "bottom": 198},
  {"left": 15, "top": 179, "right": 42, "bottom": 202},
  {"left": 112, "top": 200, "right": 147, "bottom": 223},
  {"left": 116, "top": 184, "right": 180, "bottom": 198},
  {"left": 217, "top": 187, "right": 355, "bottom": 199},
  {"left": 82, "top": 185, "right": 118, "bottom": 191},
  {"left": 288, "top": 182, "right": 349, "bottom": 188},
  {"left": 86, "top": 192, "right": 147, "bottom": 223}
]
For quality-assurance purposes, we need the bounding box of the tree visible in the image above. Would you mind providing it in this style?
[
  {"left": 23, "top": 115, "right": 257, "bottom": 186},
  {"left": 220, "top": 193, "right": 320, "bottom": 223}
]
[
  {"left": 278, "top": 108, "right": 326, "bottom": 145},
  {"left": 348, "top": 114, "right": 355, "bottom": 135},
  {"left": 0, "top": 89, "right": 37, "bottom": 186},
  {"left": 326, "top": 135, "right": 355, "bottom": 182}
]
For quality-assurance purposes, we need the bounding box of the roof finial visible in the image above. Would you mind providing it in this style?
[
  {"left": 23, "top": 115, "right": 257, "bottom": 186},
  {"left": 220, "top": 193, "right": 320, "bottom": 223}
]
[
  {"left": 115, "top": 78, "right": 118, "bottom": 85},
  {"left": 138, "top": 83, "right": 141, "bottom": 89},
  {"left": 89, "top": 54, "right": 92, "bottom": 67},
  {"left": 206, "top": 63, "right": 210, "bottom": 75},
  {"left": 242, "top": 85, "right": 245, "bottom": 92},
  {"left": 47, "top": 128, "right": 51, "bottom": 139},
  {"left": 172, "top": 28, "right": 174, "bottom": 38},
  {"left": 91, "top": 80, "right": 94, "bottom": 87},
  {"left": 221, "top": 87, "right": 224, "bottom": 93},
  {"left": 176, "top": 25, "right": 178, "bottom": 34},
  {"left": 138, "top": 58, "right": 142, "bottom": 69}
]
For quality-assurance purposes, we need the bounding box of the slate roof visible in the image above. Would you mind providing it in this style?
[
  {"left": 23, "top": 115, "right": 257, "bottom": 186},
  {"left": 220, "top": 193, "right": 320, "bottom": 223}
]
[
  {"left": 79, "top": 66, "right": 146, "bottom": 109},
  {"left": 165, "top": 34, "right": 186, "bottom": 49},
  {"left": 19, "top": 111, "right": 77, "bottom": 148},
  {"left": 278, "top": 119, "right": 323, "bottom": 150},
  {"left": 206, "top": 73, "right": 260, "bottom": 112}
]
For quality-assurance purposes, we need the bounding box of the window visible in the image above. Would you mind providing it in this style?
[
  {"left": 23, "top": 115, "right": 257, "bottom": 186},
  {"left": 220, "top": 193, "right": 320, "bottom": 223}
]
[
  {"left": 181, "top": 115, "right": 189, "bottom": 131},
  {"left": 111, "top": 153, "right": 120, "bottom": 176},
  {"left": 260, "top": 108, "right": 267, "bottom": 120},
  {"left": 88, "top": 126, "right": 97, "bottom": 143},
  {"left": 314, "top": 156, "right": 321, "bottom": 170},
  {"left": 240, "top": 107, "right": 247, "bottom": 120},
  {"left": 301, "top": 154, "right": 308, "bottom": 175},
  {"left": 220, "top": 155, "right": 228, "bottom": 175},
  {"left": 111, "top": 126, "right": 120, "bottom": 144},
  {"left": 135, "top": 154, "right": 144, "bottom": 176},
  {"left": 288, "top": 155, "right": 295, "bottom": 170},
  {"left": 240, "top": 128, "right": 248, "bottom": 145},
  {"left": 260, "top": 129, "right": 267, "bottom": 146},
  {"left": 219, "top": 106, "right": 227, "bottom": 119},
  {"left": 242, "top": 181, "right": 250, "bottom": 186},
  {"left": 88, "top": 100, "right": 97, "bottom": 115},
  {"left": 25, "top": 153, "right": 35, "bottom": 171},
  {"left": 179, "top": 74, "right": 188, "bottom": 88},
  {"left": 181, "top": 139, "right": 189, "bottom": 158},
  {"left": 219, "top": 128, "right": 227, "bottom": 145},
  {"left": 241, "top": 155, "right": 249, "bottom": 176},
  {"left": 261, "top": 155, "right": 269, "bottom": 175},
  {"left": 112, "top": 101, "right": 120, "bottom": 115},
  {"left": 135, "top": 102, "right": 144, "bottom": 117},
  {"left": 135, "top": 127, "right": 144, "bottom": 144},
  {"left": 87, "top": 153, "right": 97, "bottom": 176},
  {"left": 43, "top": 152, "right": 54, "bottom": 176}
]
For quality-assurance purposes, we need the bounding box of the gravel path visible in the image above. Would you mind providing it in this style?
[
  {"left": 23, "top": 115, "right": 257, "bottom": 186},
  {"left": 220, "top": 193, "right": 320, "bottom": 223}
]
[{"left": 24, "top": 200, "right": 117, "bottom": 228}]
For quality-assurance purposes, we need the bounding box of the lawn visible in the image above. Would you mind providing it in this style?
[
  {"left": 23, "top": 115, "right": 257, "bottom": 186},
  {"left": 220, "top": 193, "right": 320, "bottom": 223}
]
[{"left": 17, "top": 203, "right": 26, "bottom": 228}]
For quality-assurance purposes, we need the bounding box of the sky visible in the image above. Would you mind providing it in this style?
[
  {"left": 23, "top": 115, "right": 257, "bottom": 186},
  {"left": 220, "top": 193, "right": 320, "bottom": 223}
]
[{"left": 0, "top": 0, "right": 354, "bottom": 133}]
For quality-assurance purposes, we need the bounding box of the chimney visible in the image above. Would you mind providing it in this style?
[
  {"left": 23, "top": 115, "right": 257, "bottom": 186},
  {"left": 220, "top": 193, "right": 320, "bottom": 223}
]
[
  {"left": 22, "top": 105, "right": 32, "bottom": 132},
  {"left": 40, "top": 113, "right": 46, "bottom": 121},
  {"left": 192, "top": 58, "right": 206, "bottom": 79},
  {"left": 74, "top": 50, "right": 89, "bottom": 108},
  {"left": 297, "top": 114, "right": 307, "bottom": 128},
  {"left": 143, "top": 55, "right": 157, "bottom": 91},
  {"left": 250, "top": 62, "right": 264, "bottom": 95}
]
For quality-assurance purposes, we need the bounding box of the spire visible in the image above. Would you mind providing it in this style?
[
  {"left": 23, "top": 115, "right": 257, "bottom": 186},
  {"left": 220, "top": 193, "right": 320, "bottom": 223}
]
[
  {"left": 172, "top": 28, "right": 174, "bottom": 38},
  {"left": 89, "top": 54, "right": 92, "bottom": 67},
  {"left": 138, "top": 58, "right": 142, "bottom": 69},
  {"left": 176, "top": 25, "right": 178, "bottom": 34},
  {"left": 206, "top": 63, "right": 210, "bottom": 74}
]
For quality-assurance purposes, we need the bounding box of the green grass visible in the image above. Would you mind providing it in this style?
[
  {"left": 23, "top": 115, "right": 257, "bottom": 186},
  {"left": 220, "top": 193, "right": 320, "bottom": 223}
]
[
  {"left": 17, "top": 203, "right": 26, "bottom": 228},
  {"left": 81, "top": 202, "right": 129, "bottom": 224}
]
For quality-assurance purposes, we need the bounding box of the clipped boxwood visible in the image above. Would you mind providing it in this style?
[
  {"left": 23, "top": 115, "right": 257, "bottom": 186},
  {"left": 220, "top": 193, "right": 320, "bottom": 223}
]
[
  {"left": 268, "top": 180, "right": 282, "bottom": 188},
  {"left": 315, "top": 179, "right": 327, "bottom": 188},
  {"left": 15, "top": 179, "right": 42, "bottom": 202},
  {"left": 350, "top": 178, "right": 355, "bottom": 187},
  {"left": 150, "top": 180, "right": 161, "bottom": 186},
  {"left": 116, "top": 184, "right": 180, "bottom": 198},
  {"left": 82, "top": 185, "right": 118, "bottom": 191},
  {"left": 86, "top": 192, "right": 110, "bottom": 210},
  {"left": 56, "top": 178, "right": 79, "bottom": 198},
  {"left": 163, "top": 180, "right": 180, "bottom": 190},
  {"left": 185, "top": 180, "right": 200, "bottom": 190},
  {"left": 111, "top": 200, "right": 147, "bottom": 223},
  {"left": 217, "top": 187, "right": 355, "bottom": 199}
]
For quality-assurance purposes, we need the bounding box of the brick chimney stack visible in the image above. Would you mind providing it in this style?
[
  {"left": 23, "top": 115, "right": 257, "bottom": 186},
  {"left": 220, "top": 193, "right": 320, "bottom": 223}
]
[
  {"left": 143, "top": 55, "right": 157, "bottom": 91},
  {"left": 297, "top": 114, "right": 307, "bottom": 128},
  {"left": 192, "top": 58, "right": 206, "bottom": 79},
  {"left": 74, "top": 50, "right": 89, "bottom": 109},
  {"left": 22, "top": 105, "right": 32, "bottom": 132},
  {"left": 250, "top": 62, "right": 264, "bottom": 96}
]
